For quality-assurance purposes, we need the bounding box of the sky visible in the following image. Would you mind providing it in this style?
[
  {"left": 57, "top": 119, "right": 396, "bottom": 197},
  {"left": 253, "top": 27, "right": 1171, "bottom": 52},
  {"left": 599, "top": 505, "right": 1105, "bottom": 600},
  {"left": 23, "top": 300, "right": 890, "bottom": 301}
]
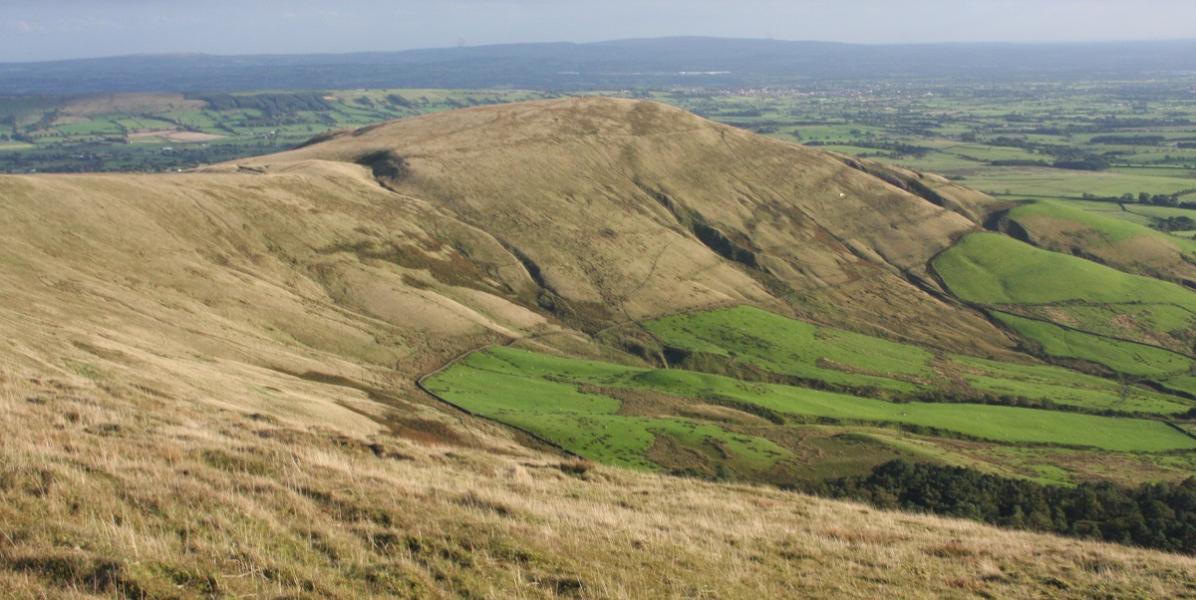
[{"left": 2, "top": 0, "right": 1196, "bottom": 62}]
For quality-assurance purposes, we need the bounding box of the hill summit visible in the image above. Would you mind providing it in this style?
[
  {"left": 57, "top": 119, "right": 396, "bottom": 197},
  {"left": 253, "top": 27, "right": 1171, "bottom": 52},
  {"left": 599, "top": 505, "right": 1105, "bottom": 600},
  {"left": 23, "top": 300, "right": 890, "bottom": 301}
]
[
  {"left": 0, "top": 95, "right": 1019, "bottom": 441},
  {"left": 241, "top": 97, "right": 1008, "bottom": 353}
]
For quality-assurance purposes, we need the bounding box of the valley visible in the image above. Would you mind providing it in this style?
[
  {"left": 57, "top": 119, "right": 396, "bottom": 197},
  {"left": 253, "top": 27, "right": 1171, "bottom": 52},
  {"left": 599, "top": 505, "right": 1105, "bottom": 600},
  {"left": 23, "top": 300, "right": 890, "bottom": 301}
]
[{"left": 3, "top": 94, "right": 1196, "bottom": 597}]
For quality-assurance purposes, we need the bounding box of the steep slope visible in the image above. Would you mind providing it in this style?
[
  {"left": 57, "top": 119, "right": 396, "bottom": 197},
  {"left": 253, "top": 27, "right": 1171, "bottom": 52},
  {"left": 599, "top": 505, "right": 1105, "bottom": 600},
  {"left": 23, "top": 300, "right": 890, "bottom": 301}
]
[
  {"left": 9, "top": 98, "right": 1191, "bottom": 596},
  {"left": 836, "top": 154, "right": 997, "bottom": 224},
  {"left": 0, "top": 97, "right": 1020, "bottom": 440},
  {"left": 993, "top": 200, "right": 1196, "bottom": 285},
  {"left": 0, "top": 163, "right": 561, "bottom": 442},
  {"left": 242, "top": 97, "right": 1010, "bottom": 355},
  {"left": 6, "top": 371, "right": 1195, "bottom": 598},
  {"left": 934, "top": 232, "right": 1196, "bottom": 371}
]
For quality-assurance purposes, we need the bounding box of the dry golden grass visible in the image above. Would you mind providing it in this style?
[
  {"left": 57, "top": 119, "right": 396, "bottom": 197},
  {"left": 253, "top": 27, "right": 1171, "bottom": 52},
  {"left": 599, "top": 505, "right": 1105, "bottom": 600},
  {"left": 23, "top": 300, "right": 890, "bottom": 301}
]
[
  {"left": 3, "top": 370, "right": 1195, "bottom": 599},
  {"left": 242, "top": 97, "right": 1014, "bottom": 356},
  {"left": 3, "top": 97, "right": 1189, "bottom": 598},
  {"left": 0, "top": 97, "right": 1017, "bottom": 443}
]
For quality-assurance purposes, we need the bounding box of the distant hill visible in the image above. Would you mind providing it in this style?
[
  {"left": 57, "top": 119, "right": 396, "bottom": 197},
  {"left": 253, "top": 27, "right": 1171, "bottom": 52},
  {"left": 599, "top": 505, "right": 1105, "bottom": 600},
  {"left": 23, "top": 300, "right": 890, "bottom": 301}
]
[{"left": 3, "top": 36, "right": 1196, "bottom": 94}]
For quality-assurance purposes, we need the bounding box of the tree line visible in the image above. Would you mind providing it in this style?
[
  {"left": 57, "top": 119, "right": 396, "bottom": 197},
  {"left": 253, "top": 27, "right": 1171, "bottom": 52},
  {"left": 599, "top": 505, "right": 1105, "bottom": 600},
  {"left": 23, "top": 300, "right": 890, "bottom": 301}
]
[{"left": 813, "top": 460, "right": 1196, "bottom": 554}]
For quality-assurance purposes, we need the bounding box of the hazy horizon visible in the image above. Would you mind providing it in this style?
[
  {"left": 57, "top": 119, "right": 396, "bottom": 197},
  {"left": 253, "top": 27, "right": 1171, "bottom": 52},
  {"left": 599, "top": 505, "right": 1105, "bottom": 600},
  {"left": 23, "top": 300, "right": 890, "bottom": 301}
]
[
  {"left": 8, "top": 35, "right": 1196, "bottom": 64},
  {"left": 3, "top": 0, "right": 1196, "bottom": 62}
]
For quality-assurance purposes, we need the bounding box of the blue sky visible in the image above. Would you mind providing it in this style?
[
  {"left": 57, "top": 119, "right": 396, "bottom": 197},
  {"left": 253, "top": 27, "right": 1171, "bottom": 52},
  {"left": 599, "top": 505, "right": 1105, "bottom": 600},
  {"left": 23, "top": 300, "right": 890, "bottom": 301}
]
[{"left": 3, "top": 0, "right": 1195, "bottom": 62}]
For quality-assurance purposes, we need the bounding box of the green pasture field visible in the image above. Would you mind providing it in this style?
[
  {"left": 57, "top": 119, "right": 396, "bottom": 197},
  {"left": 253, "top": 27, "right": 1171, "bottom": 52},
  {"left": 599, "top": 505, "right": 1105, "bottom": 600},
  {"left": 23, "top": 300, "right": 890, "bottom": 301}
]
[
  {"left": 933, "top": 232, "right": 1196, "bottom": 309},
  {"left": 1161, "top": 375, "right": 1196, "bottom": 397},
  {"left": 890, "top": 152, "right": 989, "bottom": 173},
  {"left": 946, "top": 355, "right": 1194, "bottom": 415},
  {"left": 426, "top": 346, "right": 1196, "bottom": 465},
  {"left": 1054, "top": 200, "right": 1156, "bottom": 225},
  {"left": 640, "top": 305, "right": 1194, "bottom": 414},
  {"left": 53, "top": 119, "right": 123, "bottom": 136},
  {"left": 643, "top": 305, "right": 930, "bottom": 393},
  {"left": 990, "top": 311, "right": 1192, "bottom": 377},
  {"left": 423, "top": 347, "right": 791, "bottom": 472},
  {"left": 1012, "top": 302, "right": 1194, "bottom": 348},
  {"left": 1047, "top": 201, "right": 1196, "bottom": 234},
  {"left": 965, "top": 168, "right": 1196, "bottom": 200},
  {"left": 1007, "top": 200, "right": 1171, "bottom": 244},
  {"left": 940, "top": 143, "right": 1044, "bottom": 163}
]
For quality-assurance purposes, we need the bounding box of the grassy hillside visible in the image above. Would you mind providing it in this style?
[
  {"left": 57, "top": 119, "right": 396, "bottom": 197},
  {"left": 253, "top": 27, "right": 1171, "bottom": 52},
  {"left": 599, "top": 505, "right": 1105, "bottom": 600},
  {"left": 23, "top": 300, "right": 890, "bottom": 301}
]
[
  {"left": 4, "top": 97, "right": 1196, "bottom": 596},
  {"left": 934, "top": 232, "right": 1196, "bottom": 309},
  {"left": 992, "top": 311, "right": 1192, "bottom": 377},
  {"left": 251, "top": 97, "right": 1011, "bottom": 356},
  {"left": 7, "top": 372, "right": 1195, "bottom": 599},
  {"left": 950, "top": 355, "right": 1193, "bottom": 414},
  {"left": 643, "top": 305, "right": 931, "bottom": 393},
  {"left": 425, "top": 349, "right": 791, "bottom": 473},
  {"left": 1000, "top": 200, "right": 1196, "bottom": 284},
  {"left": 935, "top": 232, "right": 1196, "bottom": 372},
  {"left": 427, "top": 346, "right": 1196, "bottom": 474},
  {"left": 639, "top": 306, "right": 1193, "bottom": 415}
]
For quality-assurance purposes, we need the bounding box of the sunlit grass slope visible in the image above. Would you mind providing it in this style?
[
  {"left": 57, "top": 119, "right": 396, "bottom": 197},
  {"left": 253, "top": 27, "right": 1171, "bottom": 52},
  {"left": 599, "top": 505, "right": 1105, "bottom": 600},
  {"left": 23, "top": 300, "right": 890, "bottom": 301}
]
[
  {"left": 641, "top": 306, "right": 1194, "bottom": 414},
  {"left": 6, "top": 373, "right": 1195, "bottom": 598},
  {"left": 427, "top": 346, "right": 1196, "bottom": 456},
  {"left": 934, "top": 232, "right": 1196, "bottom": 309},
  {"left": 644, "top": 305, "right": 931, "bottom": 392},
  {"left": 1002, "top": 200, "right": 1196, "bottom": 283}
]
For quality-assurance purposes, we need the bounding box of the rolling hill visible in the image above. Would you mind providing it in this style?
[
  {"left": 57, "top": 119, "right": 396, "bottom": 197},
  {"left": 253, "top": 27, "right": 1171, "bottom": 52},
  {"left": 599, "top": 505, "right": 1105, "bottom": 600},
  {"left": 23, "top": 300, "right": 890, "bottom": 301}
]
[
  {"left": 3, "top": 97, "right": 1196, "bottom": 597},
  {"left": 992, "top": 200, "right": 1196, "bottom": 285},
  {"left": 5, "top": 37, "right": 1196, "bottom": 94}
]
